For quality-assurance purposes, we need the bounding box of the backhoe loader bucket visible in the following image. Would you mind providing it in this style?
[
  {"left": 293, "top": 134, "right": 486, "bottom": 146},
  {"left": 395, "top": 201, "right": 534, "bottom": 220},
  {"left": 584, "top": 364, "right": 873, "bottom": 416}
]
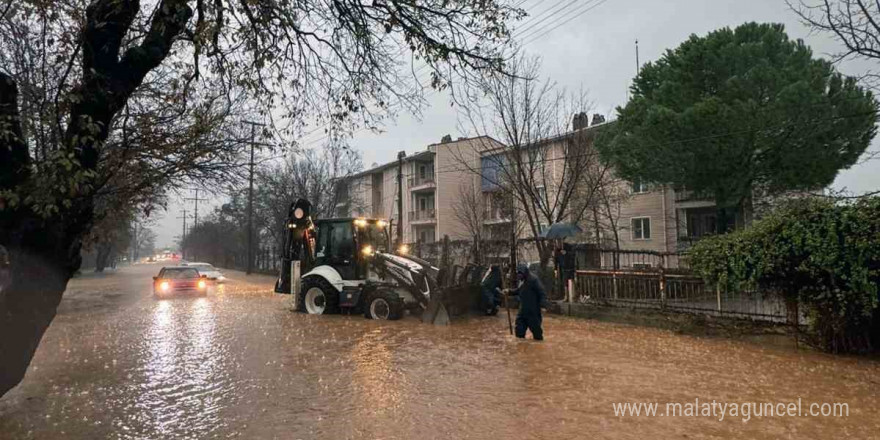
[
  {"left": 421, "top": 283, "right": 482, "bottom": 325},
  {"left": 421, "top": 297, "right": 451, "bottom": 326}
]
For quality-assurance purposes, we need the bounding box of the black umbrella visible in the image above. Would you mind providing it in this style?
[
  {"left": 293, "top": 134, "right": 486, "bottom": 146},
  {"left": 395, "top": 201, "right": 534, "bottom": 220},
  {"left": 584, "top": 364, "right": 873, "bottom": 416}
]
[{"left": 541, "top": 222, "right": 583, "bottom": 239}]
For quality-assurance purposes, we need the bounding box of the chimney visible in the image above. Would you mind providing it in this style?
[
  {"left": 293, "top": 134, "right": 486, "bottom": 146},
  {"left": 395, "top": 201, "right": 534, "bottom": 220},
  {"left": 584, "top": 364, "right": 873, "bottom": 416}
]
[
  {"left": 590, "top": 114, "right": 606, "bottom": 126},
  {"left": 572, "top": 112, "right": 589, "bottom": 130},
  {"left": 440, "top": 134, "right": 452, "bottom": 143}
]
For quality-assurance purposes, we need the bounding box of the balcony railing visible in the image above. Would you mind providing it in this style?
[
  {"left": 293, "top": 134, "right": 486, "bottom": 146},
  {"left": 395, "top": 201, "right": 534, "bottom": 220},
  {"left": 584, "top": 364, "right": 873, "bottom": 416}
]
[
  {"left": 409, "top": 209, "right": 436, "bottom": 221},
  {"left": 483, "top": 209, "right": 512, "bottom": 223},
  {"left": 408, "top": 174, "right": 436, "bottom": 188},
  {"left": 674, "top": 188, "right": 714, "bottom": 203}
]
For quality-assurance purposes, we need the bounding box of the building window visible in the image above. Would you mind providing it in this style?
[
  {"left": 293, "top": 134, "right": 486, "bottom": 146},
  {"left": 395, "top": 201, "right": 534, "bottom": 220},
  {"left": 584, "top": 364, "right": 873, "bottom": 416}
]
[
  {"left": 481, "top": 154, "right": 504, "bottom": 191},
  {"left": 631, "top": 217, "right": 651, "bottom": 240},
  {"left": 631, "top": 179, "right": 649, "bottom": 194},
  {"left": 418, "top": 229, "right": 435, "bottom": 243},
  {"left": 536, "top": 186, "right": 548, "bottom": 209},
  {"left": 419, "top": 164, "right": 426, "bottom": 179}
]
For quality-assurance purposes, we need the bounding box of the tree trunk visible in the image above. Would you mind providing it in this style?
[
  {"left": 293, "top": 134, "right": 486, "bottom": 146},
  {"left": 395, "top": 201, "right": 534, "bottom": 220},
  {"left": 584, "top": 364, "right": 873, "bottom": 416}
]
[
  {"left": 0, "top": 215, "right": 84, "bottom": 397},
  {"left": 0, "top": 0, "right": 194, "bottom": 398},
  {"left": 95, "top": 242, "right": 113, "bottom": 272}
]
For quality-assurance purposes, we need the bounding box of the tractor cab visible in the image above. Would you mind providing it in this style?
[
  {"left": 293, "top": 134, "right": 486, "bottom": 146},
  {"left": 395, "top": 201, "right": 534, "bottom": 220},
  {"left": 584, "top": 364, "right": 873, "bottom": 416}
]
[{"left": 312, "top": 217, "right": 390, "bottom": 280}]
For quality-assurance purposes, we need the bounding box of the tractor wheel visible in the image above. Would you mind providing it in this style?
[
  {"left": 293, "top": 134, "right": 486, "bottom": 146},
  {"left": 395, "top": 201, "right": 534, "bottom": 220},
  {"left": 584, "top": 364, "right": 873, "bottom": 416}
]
[
  {"left": 301, "top": 276, "right": 339, "bottom": 315},
  {"left": 364, "top": 289, "right": 404, "bottom": 320}
]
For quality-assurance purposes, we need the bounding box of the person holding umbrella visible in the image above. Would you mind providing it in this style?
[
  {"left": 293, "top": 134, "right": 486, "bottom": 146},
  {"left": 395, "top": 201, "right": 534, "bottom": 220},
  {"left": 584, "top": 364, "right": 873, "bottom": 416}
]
[
  {"left": 543, "top": 222, "right": 582, "bottom": 298},
  {"left": 503, "top": 264, "right": 549, "bottom": 340}
]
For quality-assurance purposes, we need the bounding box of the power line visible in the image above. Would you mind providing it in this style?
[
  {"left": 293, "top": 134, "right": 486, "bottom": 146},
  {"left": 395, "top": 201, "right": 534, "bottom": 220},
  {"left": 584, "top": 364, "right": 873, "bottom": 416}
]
[
  {"left": 184, "top": 189, "right": 209, "bottom": 228},
  {"left": 520, "top": 0, "right": 609, "bottom": 46},
  {"left": 512, "top": 0, "right": 583, "bottom": 39}
]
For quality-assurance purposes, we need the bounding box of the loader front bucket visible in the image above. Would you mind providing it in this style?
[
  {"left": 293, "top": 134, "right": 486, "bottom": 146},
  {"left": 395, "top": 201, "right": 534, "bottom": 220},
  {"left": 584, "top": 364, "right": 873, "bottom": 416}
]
[
  {"left": 421, "top": 284, "right": 482, "bottom": 325},
  {"left": 421, "top": 297, "right": 451, "bottom": 326}
]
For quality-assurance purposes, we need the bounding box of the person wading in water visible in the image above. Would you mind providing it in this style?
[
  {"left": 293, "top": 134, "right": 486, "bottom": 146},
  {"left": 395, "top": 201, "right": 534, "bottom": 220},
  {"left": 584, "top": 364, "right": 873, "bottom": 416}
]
[{"left": 503, "top": 264, "right": 549, "bottom": 340}]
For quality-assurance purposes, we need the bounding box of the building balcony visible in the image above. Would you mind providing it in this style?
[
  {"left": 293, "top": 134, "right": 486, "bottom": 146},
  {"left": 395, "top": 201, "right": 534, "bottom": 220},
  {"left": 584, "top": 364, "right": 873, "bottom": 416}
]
[
  {"left": 483, "top": 214, "right": 512, "bottom": 225},
  {"left": 674, "top": 188, "right": 714, "bottom": 204},
  {"left": 409, "top": 209, "right": 436, "bottom": 224},
  {"left": 408, "top": 175, "right": 436, "bottom": 193}
]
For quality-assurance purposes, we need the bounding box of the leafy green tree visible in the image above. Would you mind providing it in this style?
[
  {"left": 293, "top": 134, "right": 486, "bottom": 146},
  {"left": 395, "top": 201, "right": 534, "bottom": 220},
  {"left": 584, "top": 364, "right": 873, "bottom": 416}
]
[{"left": 597, "top": 23, "right": 878, "bottom": 232}]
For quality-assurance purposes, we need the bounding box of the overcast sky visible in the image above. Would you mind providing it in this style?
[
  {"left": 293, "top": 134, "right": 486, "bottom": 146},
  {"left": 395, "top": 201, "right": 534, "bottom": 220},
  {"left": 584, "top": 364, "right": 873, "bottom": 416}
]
[{"left": 153, "top": 0, "right": 880, "bottom": 249}]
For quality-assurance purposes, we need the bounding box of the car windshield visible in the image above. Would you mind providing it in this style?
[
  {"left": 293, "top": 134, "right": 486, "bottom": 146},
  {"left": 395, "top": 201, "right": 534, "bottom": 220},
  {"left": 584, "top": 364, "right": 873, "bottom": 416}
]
[{"left": 161, "top": 268, "right": 200, "bottom": 279}]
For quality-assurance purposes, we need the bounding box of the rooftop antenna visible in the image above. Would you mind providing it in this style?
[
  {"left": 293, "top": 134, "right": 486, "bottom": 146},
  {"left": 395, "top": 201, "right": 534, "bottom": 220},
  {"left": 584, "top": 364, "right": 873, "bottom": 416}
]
[{"left": 635, "top": 39, "right": 640, "bottom": 75}]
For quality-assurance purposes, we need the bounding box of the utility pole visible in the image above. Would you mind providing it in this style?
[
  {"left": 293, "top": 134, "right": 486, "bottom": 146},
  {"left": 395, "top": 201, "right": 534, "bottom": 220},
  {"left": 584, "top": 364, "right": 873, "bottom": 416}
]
[
  {"left": 176, "top": 208, "right": 189, "bottom": 259},
  {"left": 396, "top": 151, "right": 405, "bottom": 247},
  {"left": 243, "top": 120, "right": 266, "bottom": 275},
  {"left": 185, "top": 190, "right": 208, "bottom": 228}
]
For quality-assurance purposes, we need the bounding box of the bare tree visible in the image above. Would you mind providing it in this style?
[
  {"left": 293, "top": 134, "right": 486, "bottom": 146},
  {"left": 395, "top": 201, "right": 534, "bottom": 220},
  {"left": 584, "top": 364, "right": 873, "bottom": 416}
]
[
  {"left": 451, "top": 183, "right": 488, "bottom": 264},
  {"left": 0, "top": 0, "right": 523, "bottom": 397},
  {"left": 454, "top": 55, "right": 610, "bottom": 266},
  {"left": 790, "top": 0, "right": 880, "bottom": 171}
]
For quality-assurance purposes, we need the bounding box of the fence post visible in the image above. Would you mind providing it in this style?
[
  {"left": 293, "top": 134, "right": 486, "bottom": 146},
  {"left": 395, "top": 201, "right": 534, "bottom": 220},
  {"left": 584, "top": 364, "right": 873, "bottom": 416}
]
[
  {"left": 716, "top": 284, "right": 722, "bottom": 314},
  {"left": 612, "top": 271, "right": 618, "bottom": 300},
  {"left": 567, "top": 278, "right": 574, "bottom": 316},
  {"left": 659, "top": 264, "right": 666, "bottom": 309}
]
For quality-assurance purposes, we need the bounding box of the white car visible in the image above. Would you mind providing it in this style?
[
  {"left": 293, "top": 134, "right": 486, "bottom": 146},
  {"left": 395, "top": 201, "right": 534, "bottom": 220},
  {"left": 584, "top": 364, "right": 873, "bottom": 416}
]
[{"left": 182, "top": 262, "right": 226, "bottom": 283}]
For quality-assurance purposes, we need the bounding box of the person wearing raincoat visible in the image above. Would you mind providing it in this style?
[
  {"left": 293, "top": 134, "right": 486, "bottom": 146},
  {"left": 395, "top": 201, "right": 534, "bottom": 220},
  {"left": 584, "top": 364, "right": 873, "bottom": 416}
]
[
  {"left": 504, "top": 264, "right": 549, "bottom": 340},
  {"left": 479, "top": 265, "right": 502, "bottom": 315}
]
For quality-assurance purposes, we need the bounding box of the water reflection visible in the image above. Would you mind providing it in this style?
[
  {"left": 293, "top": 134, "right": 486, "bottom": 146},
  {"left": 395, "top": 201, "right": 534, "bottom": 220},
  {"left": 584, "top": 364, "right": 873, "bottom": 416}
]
[
  {"left": 128, "top": 296, "right": 232, "bottom": 438},
  {"left": 352, "top": 329, "right": 402, "bottom": 419}
]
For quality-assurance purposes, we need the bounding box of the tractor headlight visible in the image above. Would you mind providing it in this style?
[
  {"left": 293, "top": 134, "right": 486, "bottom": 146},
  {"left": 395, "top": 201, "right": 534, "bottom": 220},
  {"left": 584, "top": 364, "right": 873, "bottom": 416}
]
[
  {"left": 398, "top": 244, "right": 409, "bottom": 255},
  {"left": 294, "top": 207, "right": 304, "bottom": 219},
  {"left": 376, "top": 219, "right": 388, "bottom": 228},
  {"left": 362, "top": 245, "right": 374, "bottom": 256},
  {"left": 354, "top": 218, "right": 368, "bottom": 228}
]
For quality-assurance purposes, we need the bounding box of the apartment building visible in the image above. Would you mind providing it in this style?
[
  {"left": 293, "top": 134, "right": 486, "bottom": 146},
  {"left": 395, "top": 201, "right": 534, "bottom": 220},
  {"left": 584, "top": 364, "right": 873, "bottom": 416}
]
[
  {"left": 472, "top": 115, "right": 739, "bottom": 257},
  {"left": 335, "top": 136, "right": 505, "bottom": 244},
  {"left": 336, "top": 115, "right": 737, "bottom": 258}
]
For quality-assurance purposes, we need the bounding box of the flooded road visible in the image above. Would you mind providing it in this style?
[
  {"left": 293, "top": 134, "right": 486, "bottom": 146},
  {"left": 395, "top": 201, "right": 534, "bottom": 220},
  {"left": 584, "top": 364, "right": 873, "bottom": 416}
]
[{"left": 1, "top": 264, "right": 879, "bottom": 439}]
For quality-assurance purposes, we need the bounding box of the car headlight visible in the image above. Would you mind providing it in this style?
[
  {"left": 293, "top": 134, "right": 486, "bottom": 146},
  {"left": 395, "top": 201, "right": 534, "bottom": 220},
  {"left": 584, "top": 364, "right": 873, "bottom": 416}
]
[
  {"left": 160, "top": 281, "right": 170, "bottom": 291},
  {"left": 198, "top": 280, "right": 206, "bottom": 289}
]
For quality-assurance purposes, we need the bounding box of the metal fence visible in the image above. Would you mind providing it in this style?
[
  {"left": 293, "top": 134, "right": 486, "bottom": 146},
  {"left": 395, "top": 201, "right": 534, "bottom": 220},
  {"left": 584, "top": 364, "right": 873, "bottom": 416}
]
[
  {"left": 572, "top": 268, "right": 788, "bottom": 322},
  {"left": 571, "top": 246, "right": 693, "bottom": 271}
]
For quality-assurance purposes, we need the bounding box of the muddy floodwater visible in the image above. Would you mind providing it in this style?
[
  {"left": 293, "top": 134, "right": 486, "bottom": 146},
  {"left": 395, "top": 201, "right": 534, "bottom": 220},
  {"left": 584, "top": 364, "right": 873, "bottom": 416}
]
[{"left": 1, "top": 264, "right": 879, "bottom": 439}]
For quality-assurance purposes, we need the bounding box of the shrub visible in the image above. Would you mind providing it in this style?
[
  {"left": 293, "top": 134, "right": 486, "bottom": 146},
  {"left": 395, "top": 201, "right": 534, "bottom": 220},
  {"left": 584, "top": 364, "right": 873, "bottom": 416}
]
[{"left": 689, "top": 197, "right": 880, "bottom": 353}]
